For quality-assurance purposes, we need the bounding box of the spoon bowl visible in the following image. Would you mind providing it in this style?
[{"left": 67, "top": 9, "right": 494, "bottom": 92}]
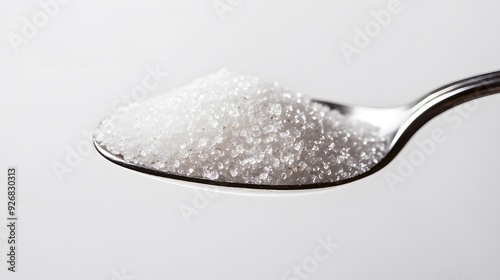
[{"left": 94, "top": 71, "right": 500, "bottom": 190}]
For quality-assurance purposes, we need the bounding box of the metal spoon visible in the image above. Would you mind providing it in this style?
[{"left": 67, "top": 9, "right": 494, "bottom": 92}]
[{"left": 94, "top": 71, "right": 500, "bottom": 190}]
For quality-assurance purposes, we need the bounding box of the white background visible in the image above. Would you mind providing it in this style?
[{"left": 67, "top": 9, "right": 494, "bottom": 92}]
[{"left": 1, "top": 0, "right": 500, "bottom": 279}]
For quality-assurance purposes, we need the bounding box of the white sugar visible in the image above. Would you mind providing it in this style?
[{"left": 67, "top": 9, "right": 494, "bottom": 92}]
[{"left": 95, "top": 69, "right": 387, "bottom": 185}]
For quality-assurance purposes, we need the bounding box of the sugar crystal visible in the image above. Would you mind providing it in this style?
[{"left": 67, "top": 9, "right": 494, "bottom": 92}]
[{"left": 95, "top": 69, "right": 387, "bottom": 185}]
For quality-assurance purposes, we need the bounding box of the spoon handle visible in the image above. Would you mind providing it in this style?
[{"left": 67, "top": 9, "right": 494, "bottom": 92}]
[
  {"left": 389, "top": 71, "right": 500, "bottom": 151},
  {"left": 411, "top": 70, "right": 500, "bottom": 120}
]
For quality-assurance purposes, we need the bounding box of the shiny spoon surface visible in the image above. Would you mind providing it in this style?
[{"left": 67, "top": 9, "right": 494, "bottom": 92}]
[{"left": 94, "top": 71, "right": 500, "bottom": 190}]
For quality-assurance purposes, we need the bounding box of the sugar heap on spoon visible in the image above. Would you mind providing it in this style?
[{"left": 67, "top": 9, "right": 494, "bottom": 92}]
[{"left": 94, "top": 69, "right": 387, "bottom": 185}]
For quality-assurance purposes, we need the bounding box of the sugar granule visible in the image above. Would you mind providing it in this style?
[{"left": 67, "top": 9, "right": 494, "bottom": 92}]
[{"left": 94, "top": 69, "right": 387, "bottom": 185}]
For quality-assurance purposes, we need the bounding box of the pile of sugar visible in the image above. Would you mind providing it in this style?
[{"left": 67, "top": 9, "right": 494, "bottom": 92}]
[{"left": 94, "top": 69, "right": 387, "bottom": 185}]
